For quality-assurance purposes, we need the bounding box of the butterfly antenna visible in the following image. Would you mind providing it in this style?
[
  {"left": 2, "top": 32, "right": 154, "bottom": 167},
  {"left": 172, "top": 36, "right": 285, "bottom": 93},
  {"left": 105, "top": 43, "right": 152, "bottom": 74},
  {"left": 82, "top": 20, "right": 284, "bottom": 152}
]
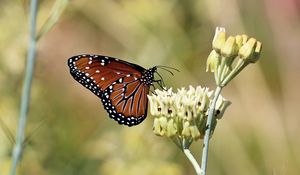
[
  {"left": 159, "top": 67, "right": 174, "bottom": 76},
  {"left": 156, "top": 65, "right": 180, "bottom": 72},
  {"left": 156, "top": 66, "right": 180, "bottom": 76}
]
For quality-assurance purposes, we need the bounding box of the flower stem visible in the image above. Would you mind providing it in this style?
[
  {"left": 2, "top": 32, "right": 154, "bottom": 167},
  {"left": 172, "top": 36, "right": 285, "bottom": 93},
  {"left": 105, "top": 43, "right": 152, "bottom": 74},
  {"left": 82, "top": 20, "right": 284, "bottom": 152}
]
[
  {"left": 220, "top": 59, "right": 248, "bottom": 87},
  {"left": 10, "top": 0, "right": 38, "bottom": 174},
  {"left": 183, "top": 140, "right": 201, "bottom": 175},
  {"left": 200, "top": 86, "right": 222, "bottom": 175}
]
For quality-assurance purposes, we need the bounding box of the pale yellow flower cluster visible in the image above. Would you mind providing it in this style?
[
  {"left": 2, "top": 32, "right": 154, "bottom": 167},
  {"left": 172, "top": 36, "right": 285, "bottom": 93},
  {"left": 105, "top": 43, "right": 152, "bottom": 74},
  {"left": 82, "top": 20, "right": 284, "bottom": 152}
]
[{"left": 148, "top": 86, "right": 230, "bottom": 147}]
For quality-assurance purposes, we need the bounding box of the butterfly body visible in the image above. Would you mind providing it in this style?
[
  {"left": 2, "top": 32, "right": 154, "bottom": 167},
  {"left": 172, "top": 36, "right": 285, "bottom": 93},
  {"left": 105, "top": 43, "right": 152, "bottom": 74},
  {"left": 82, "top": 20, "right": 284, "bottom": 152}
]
[{"left": 68, "top": 54, "right": 156, "bottom": 126}]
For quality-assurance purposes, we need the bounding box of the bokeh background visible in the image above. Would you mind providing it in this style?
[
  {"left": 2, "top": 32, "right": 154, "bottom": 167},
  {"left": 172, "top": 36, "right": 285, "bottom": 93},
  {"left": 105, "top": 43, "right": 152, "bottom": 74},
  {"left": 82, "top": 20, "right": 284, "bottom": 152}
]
[{"left": 1, "top": 0, "right": 300, "bottom": 174}]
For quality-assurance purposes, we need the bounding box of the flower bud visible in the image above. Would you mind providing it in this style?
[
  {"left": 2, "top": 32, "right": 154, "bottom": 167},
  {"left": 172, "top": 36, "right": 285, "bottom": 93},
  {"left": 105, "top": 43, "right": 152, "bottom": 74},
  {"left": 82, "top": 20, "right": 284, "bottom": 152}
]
[
  {"left": 235, "top": 35, "right": 243, "bottom": 48},
  {"left": 148, "top": 95, "right": 159, "bottom": 116},
  {"left": 206, "top": 50, "right": 220, "bottom": 72},
  {"left": 250, "top": 41, "right": 262, "bottom": 63},
  {"left": 190, "top": 125, "right": 201, "bottom": 140},
  {"left": 215, "top": 96, "right": 231, "bottom": 119},
  {"left": 159, "top": 117, "right": 168, "bottom": 129},
  {"left": 241, "top": 34, "right": 248, "bottom": 44},
  {"left": 238, "top": 38, "right": 256, "bottom": 60},
  {"left": 212, "top": 27, "right": 226, "bottom": 53},
  {"left": 153, "top": 118, "right": 163, "bottom": 136},
  {"left": 166, "top": 119, "right": 177, "bottom": 137},
  {"left": 153, "top": 117, "right": 168, "bottom": 136},
  {"left": 182, "top": 121, "right": 191, "bottom": 138},
  {"left": 221, "top": 36, "right": 239, "bottom": 58}
]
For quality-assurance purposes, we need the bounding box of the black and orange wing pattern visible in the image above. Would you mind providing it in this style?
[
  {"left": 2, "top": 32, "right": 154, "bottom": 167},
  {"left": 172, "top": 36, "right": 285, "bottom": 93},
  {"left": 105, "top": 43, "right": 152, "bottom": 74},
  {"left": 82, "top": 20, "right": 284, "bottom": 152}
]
[{"left": 68, "top": 54, "right": 156, "bottom": 126}]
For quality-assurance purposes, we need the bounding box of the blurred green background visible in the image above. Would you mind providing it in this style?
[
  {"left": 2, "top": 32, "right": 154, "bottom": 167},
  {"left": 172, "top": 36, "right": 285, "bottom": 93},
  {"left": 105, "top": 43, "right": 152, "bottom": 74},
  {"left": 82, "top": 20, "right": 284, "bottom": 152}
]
[{"left": 1, "top": 0, "right": 300, "bottom": 174}]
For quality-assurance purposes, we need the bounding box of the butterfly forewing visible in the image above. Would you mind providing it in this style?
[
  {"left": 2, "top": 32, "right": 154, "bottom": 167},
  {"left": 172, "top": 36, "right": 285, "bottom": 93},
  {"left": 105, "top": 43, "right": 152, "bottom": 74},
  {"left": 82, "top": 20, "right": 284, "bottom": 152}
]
[{"left": 68, "top": 54, "right": 154, "bottom": 126}]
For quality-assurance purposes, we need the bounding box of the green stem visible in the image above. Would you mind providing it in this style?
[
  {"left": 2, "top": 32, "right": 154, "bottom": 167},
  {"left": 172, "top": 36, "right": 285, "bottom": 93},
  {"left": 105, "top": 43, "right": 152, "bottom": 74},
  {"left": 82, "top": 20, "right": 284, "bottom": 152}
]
[
  {"left": 220, "top": 59, "right": 248, "bottom": 87},
  {"left": 200, "top": 86, "right": 222, "bottom": 175},
  {"left": 216, "top": 57, "right": 226, "bottom": 84},
  {"left": 183, "top": 139, "right": 201, "bottom": 175},
  {"left": 171, "top": 136, "right": 183, "bottom": 149},
  {"left": 10, "top": 0, "right": 38, "bottom": 174},
  {"left": 213, "top": 69, "right": 219, "bottom": 85}
]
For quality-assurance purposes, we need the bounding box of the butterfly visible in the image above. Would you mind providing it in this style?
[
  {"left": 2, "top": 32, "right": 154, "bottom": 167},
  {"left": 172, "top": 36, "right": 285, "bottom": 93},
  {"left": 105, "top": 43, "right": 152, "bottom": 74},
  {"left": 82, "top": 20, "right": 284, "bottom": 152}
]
[{"left": 67, "top": 54, "right": 177, "bottom": 127}]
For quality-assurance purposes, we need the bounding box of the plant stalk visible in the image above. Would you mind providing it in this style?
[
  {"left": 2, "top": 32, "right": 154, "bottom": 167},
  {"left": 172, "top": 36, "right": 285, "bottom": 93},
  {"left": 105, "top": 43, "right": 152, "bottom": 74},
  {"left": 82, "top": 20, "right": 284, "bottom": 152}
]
[
  {"left": 200, "top": 86, "right": 222, "bottom": 175},
  {"left": 10, "top": 0, "right": 38, "bottom": 174},
  {"left": 183, "top": 139, "right": 201, "bottom": 175}
]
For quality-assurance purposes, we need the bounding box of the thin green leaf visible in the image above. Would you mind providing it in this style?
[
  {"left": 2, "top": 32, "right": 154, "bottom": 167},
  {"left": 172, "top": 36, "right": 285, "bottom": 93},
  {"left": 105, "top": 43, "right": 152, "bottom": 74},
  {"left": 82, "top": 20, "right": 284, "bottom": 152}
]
[{"left": 36, "top": 0, "right": 69, "bottom": 40}]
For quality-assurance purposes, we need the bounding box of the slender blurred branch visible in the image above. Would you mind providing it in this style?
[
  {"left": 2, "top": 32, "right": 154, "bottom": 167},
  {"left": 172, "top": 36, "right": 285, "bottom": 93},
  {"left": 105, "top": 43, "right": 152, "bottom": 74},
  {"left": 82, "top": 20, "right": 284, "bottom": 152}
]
[
  {"left": 183, "top": 140, "right": 201, "bottom": 175},
  {"left": 184, "top": 149, "right": 201, "bottom": 175},
  {"left": 0, "top": 117, "right": 15, "bottom": 144},
  {"left": 201, "top": 86, "right": 222, "bottom": 175},
  {"left": 10, "top": 0, "right": 38, "bottom": 174},
  {"left": 36, "top": 0, "right": 69, "bottom": 41}
]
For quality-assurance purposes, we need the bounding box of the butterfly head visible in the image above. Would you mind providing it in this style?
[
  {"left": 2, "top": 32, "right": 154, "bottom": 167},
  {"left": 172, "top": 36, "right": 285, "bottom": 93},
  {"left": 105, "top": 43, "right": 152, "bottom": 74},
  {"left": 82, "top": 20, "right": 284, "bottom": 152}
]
[
  {"left": 142, "top": 67, "right": 157, "bottom": 85},
  {"left": 151, "top": 65, "right": 180, "bottom": 90}
]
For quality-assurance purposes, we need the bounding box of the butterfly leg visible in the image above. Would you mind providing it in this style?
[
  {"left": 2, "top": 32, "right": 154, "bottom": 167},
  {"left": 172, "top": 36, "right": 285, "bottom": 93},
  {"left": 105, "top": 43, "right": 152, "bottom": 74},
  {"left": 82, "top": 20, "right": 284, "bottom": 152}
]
[
  {"left": 153, "top": 79, "right": 166, "bottom": 90},
  {"left": 149, "top": 88, "right": 156, "bottom": 95}
]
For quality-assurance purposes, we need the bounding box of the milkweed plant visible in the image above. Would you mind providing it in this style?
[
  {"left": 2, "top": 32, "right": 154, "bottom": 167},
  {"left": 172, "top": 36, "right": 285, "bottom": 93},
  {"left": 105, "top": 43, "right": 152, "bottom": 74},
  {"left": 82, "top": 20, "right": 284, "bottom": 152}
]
[{"left": 148, "top": 27, "right": 262, "bottom": 175}]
